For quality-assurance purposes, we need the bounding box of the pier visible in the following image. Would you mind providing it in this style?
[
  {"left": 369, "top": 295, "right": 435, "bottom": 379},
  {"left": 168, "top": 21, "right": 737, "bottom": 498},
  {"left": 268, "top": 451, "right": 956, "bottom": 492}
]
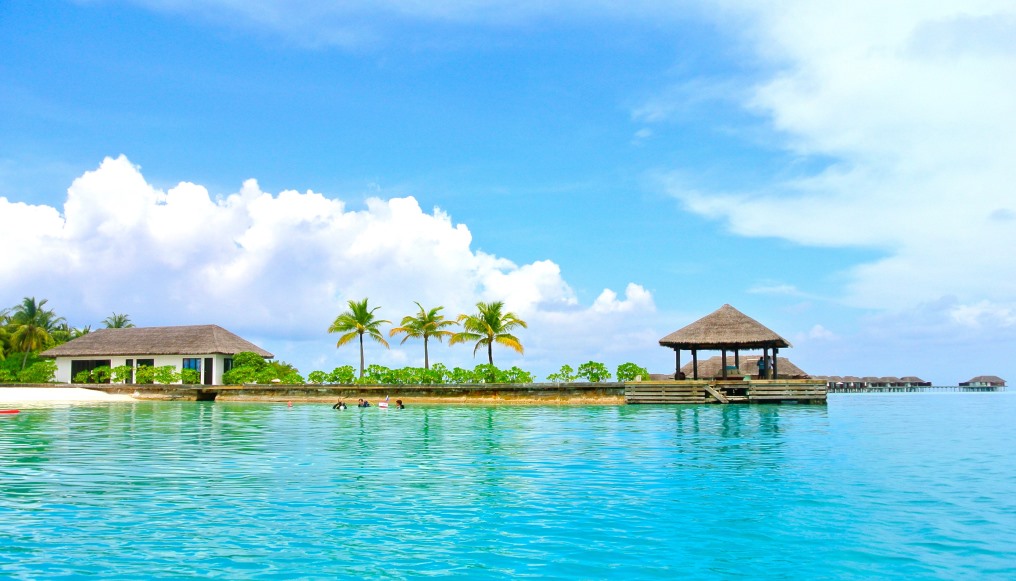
[
  {"left": 626, "top": 379, "right": 827, "bottom": 405},
  {"left": 827, "top": 385, "right": 1004, "bottom": 394}
]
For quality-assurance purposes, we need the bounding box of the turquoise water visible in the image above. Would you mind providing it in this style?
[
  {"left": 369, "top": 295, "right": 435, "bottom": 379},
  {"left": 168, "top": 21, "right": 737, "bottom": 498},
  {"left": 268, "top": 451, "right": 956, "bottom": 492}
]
[{"left": 1, "top": 394, "right": 1015, "bottom": 579}]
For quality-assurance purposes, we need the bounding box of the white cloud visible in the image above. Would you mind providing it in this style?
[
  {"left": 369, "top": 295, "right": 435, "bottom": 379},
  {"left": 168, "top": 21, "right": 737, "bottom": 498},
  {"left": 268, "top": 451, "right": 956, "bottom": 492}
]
[
  {"left": 950, "top": 300, "right": 1016, "bottom": 328},
  {"left": 656, "top": 1, "right": 1016, "bottom": 314},
  {"left": 806, "top": 324, "right": 836, "bottom": 341},
  {"left": 0, "top": 155, "right": 660, "bottom": 377},
  {"left": 591, "top": 283, "right": 654, "bottom": 314}
]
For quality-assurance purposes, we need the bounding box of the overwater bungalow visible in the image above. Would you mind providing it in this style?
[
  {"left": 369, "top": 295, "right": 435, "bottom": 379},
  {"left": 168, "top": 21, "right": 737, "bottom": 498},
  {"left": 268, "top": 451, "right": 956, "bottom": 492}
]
[{"left": 959, "top": 375, "right": 1006, "bottom": 387}]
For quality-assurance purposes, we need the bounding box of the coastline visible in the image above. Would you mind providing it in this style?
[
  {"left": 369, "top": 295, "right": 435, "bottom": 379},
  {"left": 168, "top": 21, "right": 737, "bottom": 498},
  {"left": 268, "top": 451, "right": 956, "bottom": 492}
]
[{"left": 0, "top": 386, "right": 137, "bottom": 404}]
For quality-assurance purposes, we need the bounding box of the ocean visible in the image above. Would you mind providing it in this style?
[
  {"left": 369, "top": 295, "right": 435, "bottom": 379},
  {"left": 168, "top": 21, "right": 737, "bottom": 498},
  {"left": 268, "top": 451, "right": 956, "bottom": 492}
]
[{"left": 1, "top": 393, "right": 1014, "bottom": 579}]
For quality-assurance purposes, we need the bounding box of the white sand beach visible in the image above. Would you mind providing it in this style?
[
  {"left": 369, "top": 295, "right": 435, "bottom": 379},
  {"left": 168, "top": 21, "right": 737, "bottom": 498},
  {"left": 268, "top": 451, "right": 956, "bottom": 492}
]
[{"left": 0, "top": 387, "right": 136, "bottom": 404}]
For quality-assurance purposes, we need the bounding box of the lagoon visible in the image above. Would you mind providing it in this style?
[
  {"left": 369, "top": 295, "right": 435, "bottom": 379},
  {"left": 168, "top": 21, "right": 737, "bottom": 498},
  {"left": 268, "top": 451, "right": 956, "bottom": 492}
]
[{"left": 2, "top": 394, "right": 1015, "bottom": 579}]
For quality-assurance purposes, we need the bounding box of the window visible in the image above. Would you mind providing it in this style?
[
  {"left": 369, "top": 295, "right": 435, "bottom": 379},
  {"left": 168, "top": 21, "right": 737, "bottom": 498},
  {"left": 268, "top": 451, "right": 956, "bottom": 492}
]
[
  {"left": 182, "top": 358, "right": 201, "bottom": 371},
  {"left": 136, "top": 359, "right": 155, "bottom": 384},
  {"left": 71, "top": 360, "right": 112, "bottom": 383},
  {"left": 125, "top": 359, "right": 134, "bottom": 384},
  {"left": 223, "top": 358, "right": 233, "bottom": 374}
]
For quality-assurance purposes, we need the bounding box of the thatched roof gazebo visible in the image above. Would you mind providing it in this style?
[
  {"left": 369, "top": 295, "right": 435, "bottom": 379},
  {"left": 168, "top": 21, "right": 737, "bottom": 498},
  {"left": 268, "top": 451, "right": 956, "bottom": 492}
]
[{"left": 659, "top": 304, "right": 791, "bottom": 380}]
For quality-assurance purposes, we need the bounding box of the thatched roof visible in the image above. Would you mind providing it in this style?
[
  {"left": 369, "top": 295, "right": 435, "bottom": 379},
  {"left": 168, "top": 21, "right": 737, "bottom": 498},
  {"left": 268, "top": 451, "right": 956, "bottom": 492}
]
[
  {"left": 659, "top": 304, "right": 791, "bottom": 350},
  {"left": 960, "top": 375, "right": 1006, "bottom": 386},
  {"left": 680, "top": 356, "right": 809, "bottom": 379},
  {"left": 41, "top": 325, "right": 272, "bottom": 358}
]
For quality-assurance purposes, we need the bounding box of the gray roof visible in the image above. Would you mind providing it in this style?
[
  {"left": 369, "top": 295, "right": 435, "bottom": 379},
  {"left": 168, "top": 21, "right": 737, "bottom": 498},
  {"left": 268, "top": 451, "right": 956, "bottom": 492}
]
[
  {"left": 659, "top": 304, "right": 791, "bottom": 350},
  {"left": 41, "top": 325, "right": 273, "bottom": 358}
]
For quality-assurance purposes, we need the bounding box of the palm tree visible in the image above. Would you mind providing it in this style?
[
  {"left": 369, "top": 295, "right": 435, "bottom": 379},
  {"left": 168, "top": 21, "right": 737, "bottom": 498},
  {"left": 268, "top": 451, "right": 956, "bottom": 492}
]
[
  {"left": 103, "top": 312, "right": 135, "bottom": 328},
  {"left": 389, "top": 302, "right": 458, "bottom": 370},
  {"left": 9, "top": 297, "right": 65, "bottom": 370},
  {"left": 450, "top": 301, "right": 527, "bottom": 365},
  {"left": 327, "top": 298, "right": 391, "bottom": 377}
]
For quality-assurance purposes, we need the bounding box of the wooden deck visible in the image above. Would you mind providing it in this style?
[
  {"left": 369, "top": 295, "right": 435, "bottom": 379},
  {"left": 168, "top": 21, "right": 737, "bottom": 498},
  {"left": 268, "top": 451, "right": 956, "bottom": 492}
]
[{"left": 625, "top": 379, "right": 827, "bottom": 405}]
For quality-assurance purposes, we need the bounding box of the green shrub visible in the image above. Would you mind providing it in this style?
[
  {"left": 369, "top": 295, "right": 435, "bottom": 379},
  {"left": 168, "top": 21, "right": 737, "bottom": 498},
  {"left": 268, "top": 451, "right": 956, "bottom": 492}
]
[
  {"left": 232, "top": 351, "right": 267, "bottom": 370},
  {"left": 74, "top": 370, "right": 92, "bottom": 383},
  {"left": 111, "top": 365, "right": 133, "bottom": 384},
  {"left": 0, "top": 368, "right": 16, "bottom": 383},
  {"left": 445, "top": 367, "right": 472, "bottom": 384},
  {"left": 504, "top": 366, "right": 534, "bottom": 383},
  {"left": 92, "top": 366, "right": 112, "bottom": 384},
  {"left": 307, "top": 370, "right": 328, "bottom": 384},
  {"left": 546, "top": 364, "right": 577, "bottom": 383},
  {"left": 180, "top": 368, "right": 200, "bottom": 384},
  {"left": 576, "top": 361, "right": 612, "bottom": 382},
  {"left": 616, "top": 362, "right": 649, "bottom": 382},
  {"left": 223, "top": 366, "right": 258, "bottom": 385},
  {"left": 18, "top": 360, "right": 56, "bottom": 383},
  {"left": 153, "top": 366, "right": 180, "bottom": 384},
  {"left": 327, "top": 366, "right": 357, "bottom": 384},
  {"left": 135, "top": 365, "right": 156, "bottom": 384}
]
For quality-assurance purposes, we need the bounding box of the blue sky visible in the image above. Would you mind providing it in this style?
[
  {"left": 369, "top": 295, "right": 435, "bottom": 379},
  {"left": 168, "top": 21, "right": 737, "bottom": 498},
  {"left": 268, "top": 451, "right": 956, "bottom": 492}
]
[{"left": 3, "top": 1, "right": 1015, "bottom": 384}]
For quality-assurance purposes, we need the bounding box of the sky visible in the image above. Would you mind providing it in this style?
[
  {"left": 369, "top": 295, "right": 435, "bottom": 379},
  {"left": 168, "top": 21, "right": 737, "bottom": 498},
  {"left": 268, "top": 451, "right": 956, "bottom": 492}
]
[{"left": 2, "top": 0, "right": 1015, "bottom": 384}]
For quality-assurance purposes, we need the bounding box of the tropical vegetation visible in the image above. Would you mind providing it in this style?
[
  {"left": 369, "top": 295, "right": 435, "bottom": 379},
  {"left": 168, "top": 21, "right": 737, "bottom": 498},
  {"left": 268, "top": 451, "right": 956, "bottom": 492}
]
[
  {"left": 222, "top": 352, "right": 304, "bottom": 385},
  {"left": 389, "top": 302, "right": 456, "bottom": 370},
  {"left": 449, "top": 301, "right": 527, "bottom": 365},
  {"left": 1, "top": 294, "right": 651, "bottom": 387},
  {"left": 328, "top": 298, "right": 391, "bottom": 377}
]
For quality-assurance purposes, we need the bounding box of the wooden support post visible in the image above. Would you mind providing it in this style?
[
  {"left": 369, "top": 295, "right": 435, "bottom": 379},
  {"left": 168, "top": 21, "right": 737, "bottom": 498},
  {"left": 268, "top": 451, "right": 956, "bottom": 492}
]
[
  {"left": 734, "top": 349, "right": 740, "bottom": 374},
  {"left": 721, "top": 349, "right": 728, "bottom": 379},
  {"left": 675, "top": 349, "right": 681, "bottom": 380},
  {"left": 692, "top": 349, "right": 699, "bottom": 380},
  {"left": 773, "top": 347, "right": 779, "bottom": 379}
]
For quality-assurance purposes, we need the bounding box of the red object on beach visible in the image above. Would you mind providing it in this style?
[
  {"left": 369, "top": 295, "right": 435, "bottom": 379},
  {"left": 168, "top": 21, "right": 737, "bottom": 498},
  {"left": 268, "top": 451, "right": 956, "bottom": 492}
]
[{"left": 0, "top": 409, "right": 19, "bottom": 415}]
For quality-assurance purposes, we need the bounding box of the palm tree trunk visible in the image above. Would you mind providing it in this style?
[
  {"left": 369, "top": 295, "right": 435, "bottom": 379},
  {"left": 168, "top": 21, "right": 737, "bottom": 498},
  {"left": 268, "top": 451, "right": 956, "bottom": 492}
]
[
  {"left": 487, "top": 341, "right": 493, "bottom": 365},
  {"left": 21, "top": 350, "right": 29, "bottom": 371},
  {"left": 358, "top": 332, "right": 365, "bottom": 377},
  {"left": 424, "top": 337, "right": 430, "bottom": 370}
]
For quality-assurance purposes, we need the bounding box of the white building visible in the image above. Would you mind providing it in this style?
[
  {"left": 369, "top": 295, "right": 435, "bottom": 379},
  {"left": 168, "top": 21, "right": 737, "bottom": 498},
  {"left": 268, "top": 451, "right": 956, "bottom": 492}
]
[{"left": 41, "top": 325, "right": 273, "bottom": 386}]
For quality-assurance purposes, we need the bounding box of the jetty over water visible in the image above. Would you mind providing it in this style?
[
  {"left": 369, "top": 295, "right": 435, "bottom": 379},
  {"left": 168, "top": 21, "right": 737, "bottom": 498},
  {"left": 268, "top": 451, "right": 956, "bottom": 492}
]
[{"left": 625, "top": 379, "right": 827, "bottom": 405}]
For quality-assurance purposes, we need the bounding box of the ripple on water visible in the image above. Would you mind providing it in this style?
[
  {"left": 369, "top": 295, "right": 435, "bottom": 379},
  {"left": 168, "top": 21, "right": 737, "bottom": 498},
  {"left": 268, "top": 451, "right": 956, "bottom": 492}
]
[{"left": 1, "top": 396, "right": 1015, "bottom": 579}]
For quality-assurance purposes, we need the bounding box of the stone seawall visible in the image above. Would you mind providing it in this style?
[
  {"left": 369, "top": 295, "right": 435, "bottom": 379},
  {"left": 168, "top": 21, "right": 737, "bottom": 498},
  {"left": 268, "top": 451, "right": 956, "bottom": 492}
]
[{"left": 92, "top": 382, "right": 626, "bottom": 404}]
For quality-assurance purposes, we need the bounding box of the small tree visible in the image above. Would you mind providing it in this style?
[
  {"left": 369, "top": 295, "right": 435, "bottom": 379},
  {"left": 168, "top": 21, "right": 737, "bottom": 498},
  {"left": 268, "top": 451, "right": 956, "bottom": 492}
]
[
  {"left": 327, "top": 366, "right": 357, "bottom": 384},
  {"left": 616, "top": 362, "right": 650, "bottom": 382},
  {"left": 92, "top": 366, "right": 112, "bottom": 384},
  {"left": 546, "top": 364, "right": 577, "bottom": 383},
  {"left": 135, "top": 365, "right": 156, "bottom": 384},
  {"left": 181, "top": 369, "right": 200, "bottom": 384},
  {"left": 576, "top": 361, "right": 612, "bottom": 382},
  {"left": 18, "top": 360, "right": 56, "bottom": 383},
  {"left": 153, "top": 366, "right": 180, "bottom": 384},
  {"left": 110, "top": 365, "right": 133, "bottom": 384}
]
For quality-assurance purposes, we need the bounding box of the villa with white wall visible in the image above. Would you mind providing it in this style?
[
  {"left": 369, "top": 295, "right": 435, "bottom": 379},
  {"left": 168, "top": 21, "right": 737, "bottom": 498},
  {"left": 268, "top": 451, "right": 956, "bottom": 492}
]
[{"left": 41, "top": 325, "right": 273, "bottom": 386}]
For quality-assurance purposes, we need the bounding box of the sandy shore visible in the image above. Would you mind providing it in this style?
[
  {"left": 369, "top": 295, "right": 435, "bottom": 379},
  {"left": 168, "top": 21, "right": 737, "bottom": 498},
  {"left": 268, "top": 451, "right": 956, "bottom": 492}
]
[{"left": 0, "top": 387, "right": 136, "bottom": 404}]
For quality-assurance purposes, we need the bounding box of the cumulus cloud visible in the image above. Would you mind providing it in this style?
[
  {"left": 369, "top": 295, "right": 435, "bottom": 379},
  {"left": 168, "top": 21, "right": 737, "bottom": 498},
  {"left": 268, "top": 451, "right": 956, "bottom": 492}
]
[
  {"left": 0, "top": 155, "right": 659, "bottom": 376},
  {"left": 651, "top": 1, "right": 1016, "bottom": 318}
]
